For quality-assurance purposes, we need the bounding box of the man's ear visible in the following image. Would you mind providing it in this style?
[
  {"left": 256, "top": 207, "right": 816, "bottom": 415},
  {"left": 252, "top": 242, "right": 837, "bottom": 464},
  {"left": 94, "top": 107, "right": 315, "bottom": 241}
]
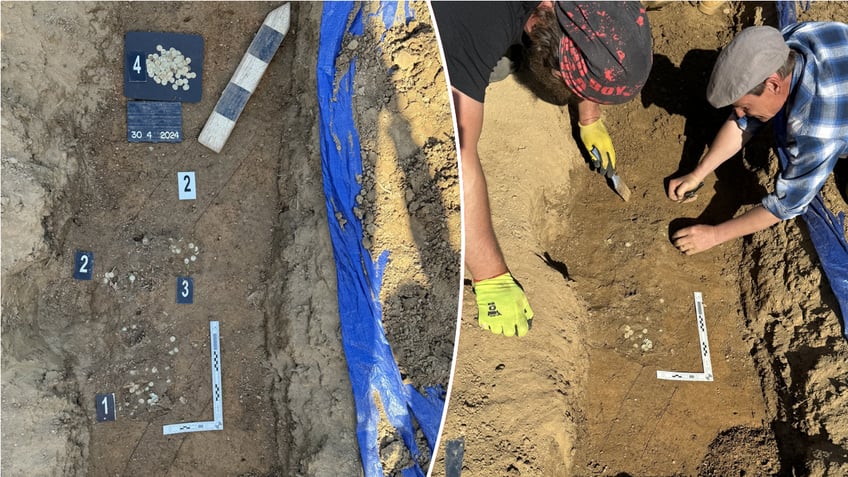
[{"left": 765, "top": 73, "right": 783, "bottom": 93}]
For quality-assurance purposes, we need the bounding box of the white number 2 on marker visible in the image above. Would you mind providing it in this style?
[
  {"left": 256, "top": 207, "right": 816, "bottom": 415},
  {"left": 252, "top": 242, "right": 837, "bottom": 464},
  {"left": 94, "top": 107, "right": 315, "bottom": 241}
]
[
  {"left": 74, "top": 251, "right": 93, "bottom": 280},
  {"left": 178, "top": 172, "right": 196, "bottom": 200},
  {"left": 133, "top": 55, "right": 142, "bottom": 74}
]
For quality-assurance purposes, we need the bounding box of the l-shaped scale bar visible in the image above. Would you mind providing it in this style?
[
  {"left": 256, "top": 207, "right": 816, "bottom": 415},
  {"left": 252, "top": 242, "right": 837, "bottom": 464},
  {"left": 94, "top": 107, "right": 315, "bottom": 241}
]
[
  {"left": 656, "top": 292, "right": 713, "bottom": 382},
  {"left": 163, "top": 321, "right": 224, "bottom": 435}
]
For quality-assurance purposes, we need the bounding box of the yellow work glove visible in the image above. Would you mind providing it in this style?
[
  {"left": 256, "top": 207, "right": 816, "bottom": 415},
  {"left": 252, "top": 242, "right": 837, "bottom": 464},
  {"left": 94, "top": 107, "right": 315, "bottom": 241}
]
[
  {"left": 579, "top": 119, "right": 616, "bottom": 177},
  {"left": 472, "top": 272, "right": 534, "bottom": 337}
]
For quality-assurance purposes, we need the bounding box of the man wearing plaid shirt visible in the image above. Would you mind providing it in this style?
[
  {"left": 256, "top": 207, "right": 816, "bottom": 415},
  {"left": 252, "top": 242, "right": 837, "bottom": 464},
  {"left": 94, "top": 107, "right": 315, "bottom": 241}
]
[{"left": 667, "top": 22, "right": 848, "bottom": 255}]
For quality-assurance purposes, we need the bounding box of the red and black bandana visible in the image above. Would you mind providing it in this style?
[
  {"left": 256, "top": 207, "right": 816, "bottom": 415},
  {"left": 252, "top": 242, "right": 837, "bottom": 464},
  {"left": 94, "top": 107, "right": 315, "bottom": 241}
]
[{"left": 556, "top": 2, "right": 653, "bottom": 105}]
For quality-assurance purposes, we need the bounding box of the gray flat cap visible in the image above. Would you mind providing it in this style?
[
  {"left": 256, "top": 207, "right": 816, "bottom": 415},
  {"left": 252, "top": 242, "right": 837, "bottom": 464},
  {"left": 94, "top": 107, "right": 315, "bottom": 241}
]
[{"left": 706, "top": 26, "right": 790, "bottom": 108}]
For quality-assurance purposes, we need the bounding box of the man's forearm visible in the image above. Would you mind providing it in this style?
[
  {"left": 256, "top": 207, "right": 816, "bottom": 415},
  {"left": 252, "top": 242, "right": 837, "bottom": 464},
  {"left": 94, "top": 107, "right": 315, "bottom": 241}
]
[
  {"left": 714, "top": 205, "right": 781, "bottom": 245},
  {"left": 462, "top": 148, "right": 509, "bottom": 281},
  {"left": 576, "top": 99, "right": 601, "bottom": 125},
  {"left": 691, "top": 114, "right": 752, "bottom": 180},
  {"left": 453, "top": 88, "right": 509, "bottom": 281},
  {"left": 671, "top": 203, "right": 782, "bottom": 255}
]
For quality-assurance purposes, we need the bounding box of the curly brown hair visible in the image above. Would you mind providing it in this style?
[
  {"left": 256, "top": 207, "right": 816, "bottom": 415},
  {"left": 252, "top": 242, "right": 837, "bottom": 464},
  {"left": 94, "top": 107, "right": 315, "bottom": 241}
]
[{"left": 524, "top": 6, "right": 575, "bottom": 104}]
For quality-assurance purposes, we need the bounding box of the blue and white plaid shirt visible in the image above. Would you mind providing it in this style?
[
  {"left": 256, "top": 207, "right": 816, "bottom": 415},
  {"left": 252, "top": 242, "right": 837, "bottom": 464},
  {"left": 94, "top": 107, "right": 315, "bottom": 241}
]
[{"left": 737, "top": 22, "right": 848, "bottom": 220}]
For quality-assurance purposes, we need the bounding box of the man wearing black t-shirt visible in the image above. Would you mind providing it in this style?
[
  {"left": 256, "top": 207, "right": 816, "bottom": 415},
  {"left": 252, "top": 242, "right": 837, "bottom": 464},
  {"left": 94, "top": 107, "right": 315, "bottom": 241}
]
[{"left": 431, "top": 1, "right": 652, "bottom": 337}]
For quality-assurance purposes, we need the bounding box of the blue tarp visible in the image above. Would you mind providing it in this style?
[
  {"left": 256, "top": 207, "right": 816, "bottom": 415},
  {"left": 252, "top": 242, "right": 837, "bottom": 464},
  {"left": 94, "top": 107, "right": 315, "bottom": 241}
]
[
  {"left": 316, "top": 2, "right": 445, "bottom": 476},
  {"left": 775, "top": 1, "right": 848, "bottom": 338},
  {"left": 774, "top": 114, "right": 848, "bottom": 339},
  {"left": 776, "top": 0, "right": 811, "bottom": 27}
]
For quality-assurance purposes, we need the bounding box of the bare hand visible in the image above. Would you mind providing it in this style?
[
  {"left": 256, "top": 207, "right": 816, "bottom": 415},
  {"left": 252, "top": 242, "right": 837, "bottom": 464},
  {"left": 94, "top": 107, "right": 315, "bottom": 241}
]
[
  {"left": 671, "top": 224, "right": 718, "bottom": 255},
  {"left": 667, "top": 174, "right": 703, "bottom": 203}
]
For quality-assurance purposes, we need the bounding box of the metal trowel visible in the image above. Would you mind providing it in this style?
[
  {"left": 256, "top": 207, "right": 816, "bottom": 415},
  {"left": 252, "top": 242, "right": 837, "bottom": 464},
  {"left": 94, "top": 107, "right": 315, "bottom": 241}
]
[
  {"left": 608, "top": 171, "right": 632, "bottom": 202},
  {"left": 590, "top": 146, "right": 631, "bottom": 202}
]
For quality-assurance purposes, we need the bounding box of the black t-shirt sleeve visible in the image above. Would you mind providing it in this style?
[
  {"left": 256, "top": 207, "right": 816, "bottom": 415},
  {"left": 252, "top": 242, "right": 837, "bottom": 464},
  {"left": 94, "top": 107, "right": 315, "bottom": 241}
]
[{"left": 432, "top": 1, "right": 537, "bottom": 103}]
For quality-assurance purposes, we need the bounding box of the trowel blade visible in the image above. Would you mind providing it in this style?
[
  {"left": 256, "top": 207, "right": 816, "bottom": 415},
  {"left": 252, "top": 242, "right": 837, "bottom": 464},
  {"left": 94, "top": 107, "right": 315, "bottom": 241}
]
[{"left": 609, "top": 173, "right": 632, "bottom": 202}]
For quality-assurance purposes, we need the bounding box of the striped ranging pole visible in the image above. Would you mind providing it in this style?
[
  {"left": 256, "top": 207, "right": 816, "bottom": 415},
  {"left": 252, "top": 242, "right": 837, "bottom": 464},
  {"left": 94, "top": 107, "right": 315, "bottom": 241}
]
[{"left": 198, "top": 3, "right": 291, "bottom": 153}]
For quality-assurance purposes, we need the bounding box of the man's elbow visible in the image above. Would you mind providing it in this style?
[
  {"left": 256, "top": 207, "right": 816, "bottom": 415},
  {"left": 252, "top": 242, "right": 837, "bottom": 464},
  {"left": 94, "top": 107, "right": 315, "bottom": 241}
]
[{"left": 762, "top": 196, "right": 808, "bottom": 221}]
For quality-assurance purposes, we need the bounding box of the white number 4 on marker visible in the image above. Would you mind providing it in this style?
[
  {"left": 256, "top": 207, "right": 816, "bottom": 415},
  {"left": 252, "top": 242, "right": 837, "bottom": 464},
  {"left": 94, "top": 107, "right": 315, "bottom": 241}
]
[{"left": 178, "top": 171, "right": 196, "bottom": 200}]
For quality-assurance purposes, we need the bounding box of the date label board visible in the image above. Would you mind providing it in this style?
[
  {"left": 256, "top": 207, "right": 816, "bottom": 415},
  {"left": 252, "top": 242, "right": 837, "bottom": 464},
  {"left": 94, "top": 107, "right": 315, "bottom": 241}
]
[{"left": 128, "top": 101, "right": 182, "bottom": 143}]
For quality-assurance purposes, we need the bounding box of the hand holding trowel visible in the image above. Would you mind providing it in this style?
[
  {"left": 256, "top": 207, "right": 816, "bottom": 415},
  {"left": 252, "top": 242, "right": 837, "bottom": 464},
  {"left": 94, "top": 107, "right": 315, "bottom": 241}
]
[
  {"left": 579, "top": 118, "right": 632, "bottom": 202},
  {"left": 589, "top": 146, "right": 632, "bottom": 202}
]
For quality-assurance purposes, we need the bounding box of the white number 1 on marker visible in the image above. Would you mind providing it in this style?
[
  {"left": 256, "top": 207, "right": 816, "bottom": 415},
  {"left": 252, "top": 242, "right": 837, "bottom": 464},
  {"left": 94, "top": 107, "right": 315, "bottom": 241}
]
[
  {"left": 133, "top": 55, "right": 142, "bottom": 74},
  {"left": 101, "top": 395, "right": 108, "bottom": 415}
]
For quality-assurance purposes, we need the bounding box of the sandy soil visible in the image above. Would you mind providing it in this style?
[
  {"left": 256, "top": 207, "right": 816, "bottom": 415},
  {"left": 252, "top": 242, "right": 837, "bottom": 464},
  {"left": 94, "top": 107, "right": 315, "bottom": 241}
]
[
  {"left": 435, "top": 2, "right": 848, "bottom": 477},
  {"left": 1, "top": 2, "right": 458, "bottom": 476},
  {"left": 339, "top": 2, "right": 460, "bottom": 473}
]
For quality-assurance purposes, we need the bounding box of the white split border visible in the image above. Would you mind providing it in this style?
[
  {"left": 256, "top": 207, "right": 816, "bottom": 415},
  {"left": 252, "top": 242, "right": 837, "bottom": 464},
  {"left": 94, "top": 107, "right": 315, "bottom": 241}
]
[
  {"left": 656, "top": 292, "right": 714, "bottom": 382},
  {"left": 163, "top": 321, "right": 224, "bottom": 435}
]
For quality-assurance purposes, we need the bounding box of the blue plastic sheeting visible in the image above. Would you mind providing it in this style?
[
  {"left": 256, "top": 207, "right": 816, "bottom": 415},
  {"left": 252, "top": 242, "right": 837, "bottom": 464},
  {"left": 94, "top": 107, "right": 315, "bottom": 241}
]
[
  {"left": 317, "top": 2, "right": 444, "bottom": 476},
  {"left": 407, "top": 384, "right": 447, "bottom": 448},
  {"left": 774, "top": 2, "right": 848, "bottom": 339},
  {"left": 376, "top": 1, "right": 413, "bottom": 30},
  {"left": 776, "top": 0, "right": 810, "bottom": 28},
  {"left": 774, "top": 110, "right": 848, "bottom": 339}
]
